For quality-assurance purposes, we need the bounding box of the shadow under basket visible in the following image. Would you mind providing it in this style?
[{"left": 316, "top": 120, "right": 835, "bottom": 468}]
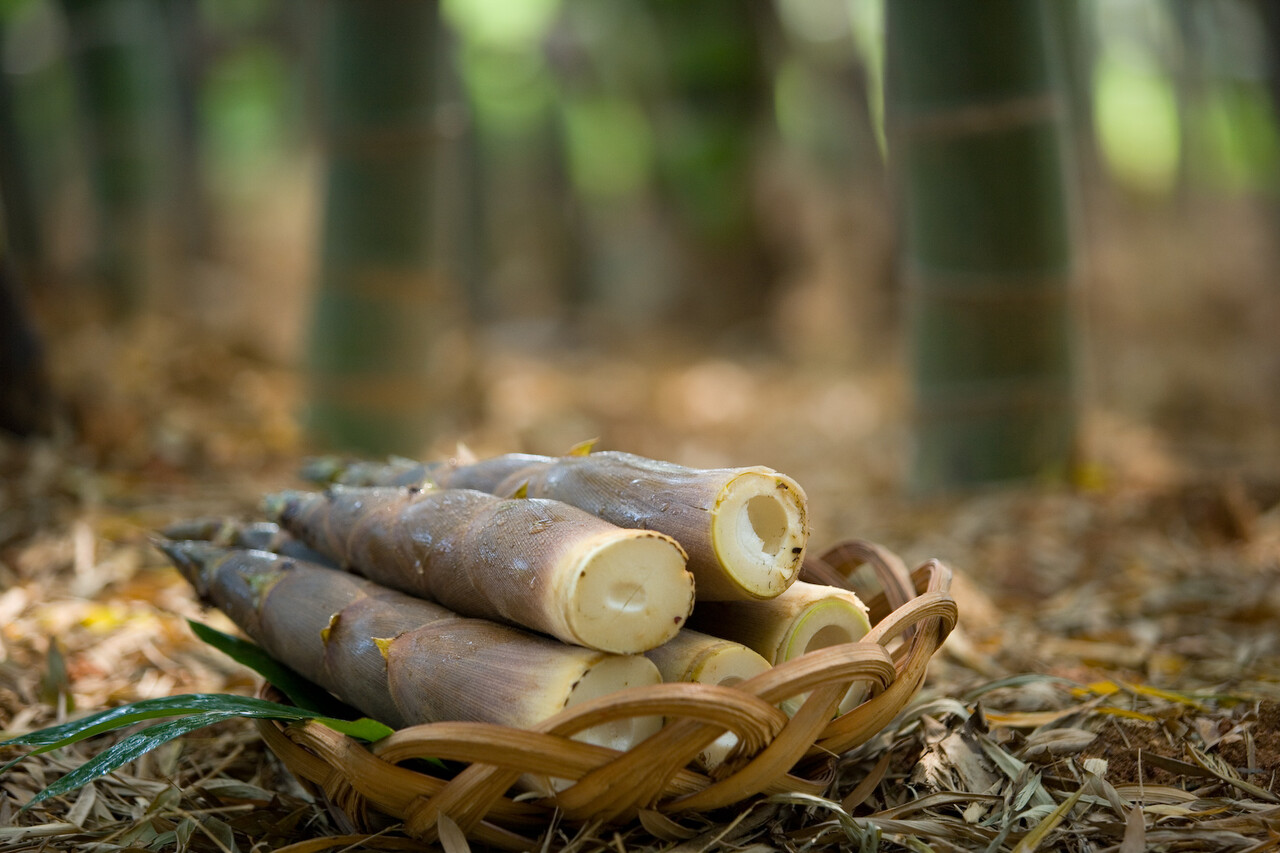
[{"left": 255, "top": 540, "right": 958, "bottom": 850}]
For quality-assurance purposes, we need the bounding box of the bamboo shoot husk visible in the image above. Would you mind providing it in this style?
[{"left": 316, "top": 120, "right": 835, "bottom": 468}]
[
  {"left": 267, "top": 486, "right": 694, "bottom": 654},
  {"left": 160, "top": 542, "right": 663, "bottom": 755},
  {"left": 314, "top": 450, "right": 809, "bottom": 601},
  {"left": 644, "top": 630, "right": 771, "bottom": 770},
  {"left": 688, "top": 580, "right": 871, "bottom": 714},
  {"left": 303, "top": 455, "right": 433, "bottom": 489},
  {"left": 160, "top": 517, "right": 335, "bottom": 567}
]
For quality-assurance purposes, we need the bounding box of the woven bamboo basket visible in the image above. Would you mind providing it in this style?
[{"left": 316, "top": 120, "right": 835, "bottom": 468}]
[{"left": 255, "top": 540, "right": 957, "bottom": 850}]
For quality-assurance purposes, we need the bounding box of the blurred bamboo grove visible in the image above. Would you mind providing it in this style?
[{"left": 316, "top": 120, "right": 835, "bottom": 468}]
[
  {"left": 888, "top": 0, "right": 1077, "bottom": 491},
  {"left": 0, "top": 0, "right": 1278, "bottom": 482}
]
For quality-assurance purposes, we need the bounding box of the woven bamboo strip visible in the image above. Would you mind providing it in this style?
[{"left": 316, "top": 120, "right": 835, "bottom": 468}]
[{"left": 256, "top": 717, "right": 543, "bottom": 850}]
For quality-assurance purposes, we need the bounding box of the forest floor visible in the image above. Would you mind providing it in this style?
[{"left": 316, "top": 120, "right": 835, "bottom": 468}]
[{"left": 1, "top": 285, "right": 1279, "bottom": 853}]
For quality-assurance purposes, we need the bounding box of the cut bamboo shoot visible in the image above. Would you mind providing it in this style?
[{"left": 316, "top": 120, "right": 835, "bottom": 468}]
[
  {"left": 688, "top": 580, "right": 871, "bottom": 714},
  {"left": 374, "top": 450, "right": 810, "bottom": 601},
  {"left": 267, "top": 486, "right": 694, "bottom": 654},
  {"left": 160, "top": 542, "right": 663, "bottom": 745},
  {"left": 644, "top": 630, "right": 771, "bottom": 770}
]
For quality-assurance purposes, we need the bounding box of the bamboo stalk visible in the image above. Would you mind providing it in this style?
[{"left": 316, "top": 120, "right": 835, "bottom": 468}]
[
  {"left": 646, "top": 0, "right": 780, "bottom": 333},
  {"left": 160, "top": 542, "right": 663, "bottom": 754},
  {"left": 0, "top": 263, "right": 52, "bottom": 436},
  {"left": 58, "top": 0, "right": 172, "bottom": 314},
  {"left": 266, "top": 485, "right": 694, "bottom": 654},
  {"left": 312, "top": 450, "right": 809, "bottom": 601},
  {"left": 888, "top": 0, "right": 1077, "bottom": 491},
  {"left": 306, "top": 0, "right": 472, "bottom": 454}
]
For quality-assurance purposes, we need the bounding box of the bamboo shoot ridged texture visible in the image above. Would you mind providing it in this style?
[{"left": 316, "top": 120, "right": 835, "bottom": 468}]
[{"left": 271, "top": 485, "right": 695, "bottom": 654}]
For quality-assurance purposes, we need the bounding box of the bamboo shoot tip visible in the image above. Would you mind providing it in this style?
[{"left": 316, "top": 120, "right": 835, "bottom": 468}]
[
  {"left": 260, "top": 490, "right": 304, "bottom": 521},
  {"left": 299, "top": 456, "right": 345, "bottom": 484},
  {"left": 154, "top": 538, "right": 221, "bottom": 597},
  {"left": 566, "top": 438, "right": 598, "bottom": 457},
  {"left": 153, "top": 537, "right": 191, "bottom": 567}
]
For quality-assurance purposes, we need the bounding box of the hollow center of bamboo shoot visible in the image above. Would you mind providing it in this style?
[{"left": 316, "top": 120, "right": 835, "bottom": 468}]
[
  {"left": 781, "top": 599, "right": 873, "bottom": 717},
  {"left": 804, "top": 623, "right": 855, "bottom": 654},
  {"left": 745, "top": 494, "right": 787, "bottom": 556},
  {"left": 712, "top": 471, "right": 808, "bottom": 598}
]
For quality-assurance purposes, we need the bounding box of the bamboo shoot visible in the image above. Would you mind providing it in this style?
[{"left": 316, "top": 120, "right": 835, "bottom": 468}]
[
  {"left": 267, "top": 486, "right": 694, "bottom": 654},
  {"left": 689, "top": 580, "right": 871, "bottom": 714},
  {"left": 160, "top": 517, "right": 335, "bottom": 567},
  {"left": 309, "top": 450, "right": 809, "bottom": 601},
  {"left": 644, "top": 630, "right": 771, "bottom": 770},
  {"left": 159, "top": 541, "right": 663, "bottom": 756}
]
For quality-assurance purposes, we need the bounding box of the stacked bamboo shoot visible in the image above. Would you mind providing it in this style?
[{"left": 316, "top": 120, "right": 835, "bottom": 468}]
[
  {"left": 688, "top": 581, "right": 872, "bottom": 714},
  {"left": 644, "top": 630, "right": 771, "bottom": 769},
  {"left": 266, "top": 485, "right": 695, "bottom": 655},
  {"left": 309, "top": 449, "right": 810, "bottom": 601},
  {"left": 160, "top": 517, "right": 335, "bottom": 567},
  {"left": 161, "top": 541, "right": 663, "bottom": 749},
  {"left": 159, "top": 446, "right": 882, "bottom": 774}
]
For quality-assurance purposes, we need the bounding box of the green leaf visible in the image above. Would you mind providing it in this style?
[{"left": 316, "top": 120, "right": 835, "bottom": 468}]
[
  {"left": 186, "top": 620, "right": 356, "bottom": 718},
  {"left": 20, "top": 714, "right": 240, "bottom": 810},
  {"left": 182, "top": 621, "right": 395, "bottom": 742},
  {"left": 1, "top": 693, "right": 395, "bottom": 810},
  {"left": 4, "top": 694, "right": 291, "bottom": 751},
  {"left": 317, "top": 715, "right": 396, "bottom": 741},
  {"left": 2, "top": 693, "right": 391, "bottom": 752}
]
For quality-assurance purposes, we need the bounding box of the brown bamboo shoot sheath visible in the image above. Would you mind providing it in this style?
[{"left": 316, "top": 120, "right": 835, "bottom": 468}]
[
  {"left": 304, "top": 454, "right": 433, "bottom": 489},
  {"left": 268, "top": 486, "right": 695, "bottom": 654},
  {"left": 160, "top": 517, "right": 336, "bottom": 567},
  {"left": 424, "top": 451, "right": 809, "bottom": 601},
  {"left": 162, "top": 541, "right": 663, "bottom": 749}
]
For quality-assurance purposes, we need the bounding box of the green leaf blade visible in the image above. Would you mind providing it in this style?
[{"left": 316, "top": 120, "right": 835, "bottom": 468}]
[
  {"left": 19, "top": 714, "right": 242, "bottom": 811},
  {"left": 4, "top": 694, "right": 394, "bottom": 808}
]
